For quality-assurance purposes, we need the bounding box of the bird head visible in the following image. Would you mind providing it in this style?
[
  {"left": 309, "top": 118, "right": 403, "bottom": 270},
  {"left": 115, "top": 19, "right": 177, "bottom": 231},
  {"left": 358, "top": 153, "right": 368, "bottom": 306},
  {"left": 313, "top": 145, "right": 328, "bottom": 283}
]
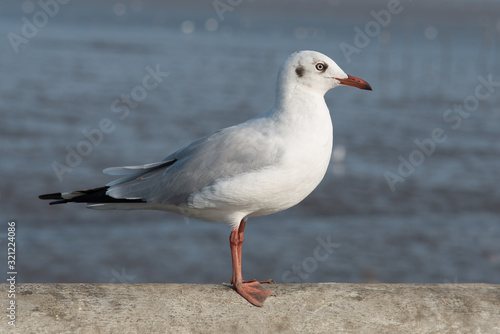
[{"left": 278, "top": 50, "right": 372, "bottom": 96}]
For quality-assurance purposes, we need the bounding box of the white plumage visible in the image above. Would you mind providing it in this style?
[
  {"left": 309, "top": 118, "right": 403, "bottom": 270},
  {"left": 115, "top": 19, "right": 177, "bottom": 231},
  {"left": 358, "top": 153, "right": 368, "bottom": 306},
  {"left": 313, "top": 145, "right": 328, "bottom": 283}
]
[
  {"left": 40, "top": 50, "right": 371, "bottom": 306},
  {"left": 85, "top": 51, "right": 358, "bottom": 229}
]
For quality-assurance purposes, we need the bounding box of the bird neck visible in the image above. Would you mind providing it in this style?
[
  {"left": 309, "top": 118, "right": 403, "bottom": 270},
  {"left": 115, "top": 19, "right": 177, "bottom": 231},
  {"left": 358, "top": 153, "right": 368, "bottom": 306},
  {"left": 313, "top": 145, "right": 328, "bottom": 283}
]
[{"left": 272, "top": 82, "right": 328, "bottom": 121}]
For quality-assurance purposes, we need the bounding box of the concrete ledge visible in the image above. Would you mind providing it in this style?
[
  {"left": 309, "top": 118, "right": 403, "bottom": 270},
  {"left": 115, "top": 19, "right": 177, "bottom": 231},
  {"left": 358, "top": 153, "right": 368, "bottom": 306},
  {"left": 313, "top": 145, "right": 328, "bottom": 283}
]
[{"left": 2, "top": 283, "right": 499, "bottom": 333}]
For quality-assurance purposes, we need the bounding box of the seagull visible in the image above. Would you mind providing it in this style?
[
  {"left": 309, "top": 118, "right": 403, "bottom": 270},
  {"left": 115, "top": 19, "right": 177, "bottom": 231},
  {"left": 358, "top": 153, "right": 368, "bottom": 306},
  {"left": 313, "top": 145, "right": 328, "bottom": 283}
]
[{"left": 39, "top": 50, "right": 372, "bottom": 306}]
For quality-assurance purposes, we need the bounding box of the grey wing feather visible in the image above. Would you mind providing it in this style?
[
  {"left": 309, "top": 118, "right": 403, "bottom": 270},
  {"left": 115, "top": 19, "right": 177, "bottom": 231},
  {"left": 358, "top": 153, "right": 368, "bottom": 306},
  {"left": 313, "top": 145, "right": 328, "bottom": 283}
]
[
  {"left": 104, "top": 161, "right": 175, "bottom": 176},
  {"left": 105, "top": 120, "right": 281, "bottom": 205}
]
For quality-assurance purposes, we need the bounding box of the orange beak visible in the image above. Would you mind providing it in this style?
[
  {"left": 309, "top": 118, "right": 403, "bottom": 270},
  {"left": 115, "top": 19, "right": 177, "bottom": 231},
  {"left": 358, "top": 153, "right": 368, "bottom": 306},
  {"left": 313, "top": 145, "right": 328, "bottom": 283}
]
[{"left": 335, "top": 74, "right": 372, "bottom": 91}]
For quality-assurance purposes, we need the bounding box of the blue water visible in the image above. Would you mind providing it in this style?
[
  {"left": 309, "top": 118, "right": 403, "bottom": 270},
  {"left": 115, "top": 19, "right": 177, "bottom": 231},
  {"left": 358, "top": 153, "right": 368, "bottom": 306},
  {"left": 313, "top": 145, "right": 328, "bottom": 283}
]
[{"left": 1, "top": 1, "right": 499, "bottom": 285}]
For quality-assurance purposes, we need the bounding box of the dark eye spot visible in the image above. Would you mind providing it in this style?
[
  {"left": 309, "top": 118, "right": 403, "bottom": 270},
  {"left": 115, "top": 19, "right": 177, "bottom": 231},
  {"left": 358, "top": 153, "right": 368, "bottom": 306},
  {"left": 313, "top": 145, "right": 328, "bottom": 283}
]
[
  {"left": 295, "top": 65, "right": 305, "bottom": 77},
  {"left": 315, "top": 63, "right": 327, "bottom": 72}
]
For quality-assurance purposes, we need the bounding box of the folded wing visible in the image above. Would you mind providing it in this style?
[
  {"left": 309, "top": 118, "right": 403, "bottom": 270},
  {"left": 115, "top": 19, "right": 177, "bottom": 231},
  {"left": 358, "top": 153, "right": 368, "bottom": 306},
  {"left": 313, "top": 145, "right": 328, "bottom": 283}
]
[{"left": 105, "top": 119, "right": 282, "bottom": 206}]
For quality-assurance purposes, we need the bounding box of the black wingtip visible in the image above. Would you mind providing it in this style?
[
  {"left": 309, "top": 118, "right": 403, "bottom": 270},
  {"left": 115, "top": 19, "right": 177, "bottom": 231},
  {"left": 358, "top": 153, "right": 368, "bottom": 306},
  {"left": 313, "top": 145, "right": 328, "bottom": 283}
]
[
  {"left": 39, "top": 186, "right": 145, "bottom": 206},
  {"left": 49, "top": 200, "right": 69, "bottom": 205},
  {"left": 39, "top": 192, "right": 63, "bottom": 200}
]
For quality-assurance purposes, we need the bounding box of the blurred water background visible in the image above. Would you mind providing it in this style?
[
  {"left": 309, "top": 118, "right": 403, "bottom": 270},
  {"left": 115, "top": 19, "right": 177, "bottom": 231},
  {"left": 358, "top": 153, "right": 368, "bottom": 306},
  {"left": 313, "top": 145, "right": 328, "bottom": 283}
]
[{"left": 1, "top": 0, "right": 499, "bottom": 285}]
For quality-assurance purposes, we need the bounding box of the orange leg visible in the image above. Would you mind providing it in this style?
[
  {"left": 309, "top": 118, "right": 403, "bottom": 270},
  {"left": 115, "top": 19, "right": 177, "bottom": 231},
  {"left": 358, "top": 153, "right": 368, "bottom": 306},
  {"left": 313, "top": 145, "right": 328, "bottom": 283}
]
[{"left": 229, "top": 220, "right": 272, "bottom": 307}]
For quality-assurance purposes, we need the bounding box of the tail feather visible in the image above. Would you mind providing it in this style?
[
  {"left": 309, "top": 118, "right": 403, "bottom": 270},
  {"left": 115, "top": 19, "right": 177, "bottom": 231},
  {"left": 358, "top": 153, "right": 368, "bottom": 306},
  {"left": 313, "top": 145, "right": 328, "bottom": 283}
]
[{"left": 38, "top": 186, "right": 145, "bottom": 205}]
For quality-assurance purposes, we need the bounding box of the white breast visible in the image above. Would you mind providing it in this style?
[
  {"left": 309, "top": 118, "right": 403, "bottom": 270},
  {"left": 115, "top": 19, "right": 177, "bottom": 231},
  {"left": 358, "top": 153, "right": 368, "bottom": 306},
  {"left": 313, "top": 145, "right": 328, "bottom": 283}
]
[{"left": 188, "top": 94, "right": 333, "bottom": 222}]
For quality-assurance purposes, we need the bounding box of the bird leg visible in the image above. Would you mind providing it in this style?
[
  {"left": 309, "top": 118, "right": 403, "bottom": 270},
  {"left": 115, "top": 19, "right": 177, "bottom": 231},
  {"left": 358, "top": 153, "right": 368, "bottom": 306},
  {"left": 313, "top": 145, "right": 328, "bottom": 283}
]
[{"left": 229, "top": 219, "right": 272, "bottom": 307}]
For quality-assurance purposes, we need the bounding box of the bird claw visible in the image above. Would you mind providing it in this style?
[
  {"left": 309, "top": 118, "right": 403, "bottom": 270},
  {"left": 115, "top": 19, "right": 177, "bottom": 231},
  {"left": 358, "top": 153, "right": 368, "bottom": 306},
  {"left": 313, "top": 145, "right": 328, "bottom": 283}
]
[
  {"left": 234, "top": 281, "right": 272, "bottom": 307},
  {"left": 242, "top": 278, "right": 275, "bottom": 285}
]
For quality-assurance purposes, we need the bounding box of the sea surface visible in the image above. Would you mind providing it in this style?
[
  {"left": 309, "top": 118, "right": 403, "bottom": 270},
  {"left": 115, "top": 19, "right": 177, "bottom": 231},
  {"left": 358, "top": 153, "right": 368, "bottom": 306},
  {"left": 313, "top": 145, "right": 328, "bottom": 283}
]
[{"left": 1, "top": 0, "right": 499, "bottom": 285}]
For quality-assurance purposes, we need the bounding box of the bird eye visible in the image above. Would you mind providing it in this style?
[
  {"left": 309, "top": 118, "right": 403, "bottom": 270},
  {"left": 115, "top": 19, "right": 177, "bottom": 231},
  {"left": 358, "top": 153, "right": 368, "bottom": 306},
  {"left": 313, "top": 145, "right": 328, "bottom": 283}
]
[{"left": 315, "top": 63, "right": 325, "bottom": 71}]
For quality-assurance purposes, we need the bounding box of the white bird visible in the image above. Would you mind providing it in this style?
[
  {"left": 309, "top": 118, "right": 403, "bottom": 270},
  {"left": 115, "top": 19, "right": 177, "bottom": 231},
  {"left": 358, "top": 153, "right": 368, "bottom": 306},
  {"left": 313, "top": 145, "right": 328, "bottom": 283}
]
[{"left": 40, "top": 50, "right": 372, "bottom": 306}]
